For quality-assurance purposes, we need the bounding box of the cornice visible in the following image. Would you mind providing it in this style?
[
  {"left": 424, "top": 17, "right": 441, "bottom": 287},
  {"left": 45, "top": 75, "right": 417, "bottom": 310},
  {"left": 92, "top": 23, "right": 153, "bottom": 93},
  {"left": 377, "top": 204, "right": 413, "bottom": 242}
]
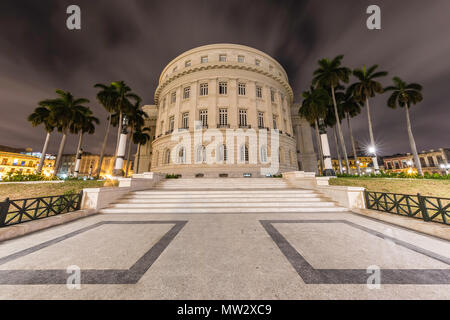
[{"left": 154, "top": 63, "right": 294, "bottom": 105}]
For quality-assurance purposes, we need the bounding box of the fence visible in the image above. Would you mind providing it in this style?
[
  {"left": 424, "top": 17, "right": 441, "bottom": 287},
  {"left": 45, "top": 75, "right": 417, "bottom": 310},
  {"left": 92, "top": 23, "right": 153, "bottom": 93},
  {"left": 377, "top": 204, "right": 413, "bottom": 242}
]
[
  {"left": 364, "top": 191, "right": 450, "bottom": 225},
  {"left": 0, "top": 192, "right": 83, "bottom": 227}
]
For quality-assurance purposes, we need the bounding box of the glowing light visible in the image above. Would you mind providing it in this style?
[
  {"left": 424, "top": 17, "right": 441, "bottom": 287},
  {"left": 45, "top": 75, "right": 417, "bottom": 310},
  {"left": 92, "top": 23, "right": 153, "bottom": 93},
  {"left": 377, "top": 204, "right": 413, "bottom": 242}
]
[
  {"left": 407, "top": 168, "right": 413, "bottom": 174},
  {"left": 368, "top": 146, "right": 376, "bottom": 154}
]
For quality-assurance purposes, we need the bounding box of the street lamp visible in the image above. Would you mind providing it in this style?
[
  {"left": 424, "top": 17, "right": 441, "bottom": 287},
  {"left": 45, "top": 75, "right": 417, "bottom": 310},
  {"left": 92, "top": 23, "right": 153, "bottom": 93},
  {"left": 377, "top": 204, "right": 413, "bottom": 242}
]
[
  {"left": 113, "top": 115, "right": 129, "bottom": 177},
  {"left": 440, "top": 164, "right": 449, "bottom": 175}
]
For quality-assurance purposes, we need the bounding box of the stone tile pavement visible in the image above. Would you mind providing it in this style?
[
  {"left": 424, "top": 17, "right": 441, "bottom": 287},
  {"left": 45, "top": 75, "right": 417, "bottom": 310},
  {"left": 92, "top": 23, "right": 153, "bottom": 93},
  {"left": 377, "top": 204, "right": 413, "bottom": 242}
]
[{"left": 0, "top": 211, "right": 448, "bottom": 299}]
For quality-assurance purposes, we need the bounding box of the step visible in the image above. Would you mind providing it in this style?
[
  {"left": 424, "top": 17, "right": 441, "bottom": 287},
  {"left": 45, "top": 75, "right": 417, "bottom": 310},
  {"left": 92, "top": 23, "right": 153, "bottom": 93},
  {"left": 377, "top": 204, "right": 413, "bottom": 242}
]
[
  {"left": 109, "top": 201, "right": 336, "bottom": 208},
  {"left": 119, "top": 196, "right": 324, "bottom": 202},
  {"left": 99, "top": 206, "right": 348, "bottom": 214},
  {"left": 133, "top": 189, "right": 315, "bottom": 195}
]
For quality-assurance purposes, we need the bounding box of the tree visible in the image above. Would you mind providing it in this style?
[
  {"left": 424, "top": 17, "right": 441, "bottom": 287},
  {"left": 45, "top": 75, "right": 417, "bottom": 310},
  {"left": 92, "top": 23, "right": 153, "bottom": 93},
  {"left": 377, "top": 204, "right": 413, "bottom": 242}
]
[
  {"left": 299, "top": 87, "right": 331, "bottom": 174},
  {"left": 312, "top": 55, "right": 351, "bottom": 173},
  {"left": 133, "top": 128, "right": 151, "bottom": 174},
  {"left": 38, "top": 90, "right": 90, "bottom": 177},
  {"left": 349, "top": 64, "right": 388, "bottom": 172},
  {"left": 121, "top": 102, "right": 148, "bottom": 177},
  {"left": 70, "top": 108, "right": 100, "bottom": 178},
  {"left": 27, "top": 106, "right": 56, "bottom": 174},
  {"left": 385, "top": 77, "right": 424, "bottom": 176},
  {"left": 94, "top": 83, "right": 119, "bottom": 178},
  {"left": 341, "top": 87, "right": 363, "bottom": 175}
]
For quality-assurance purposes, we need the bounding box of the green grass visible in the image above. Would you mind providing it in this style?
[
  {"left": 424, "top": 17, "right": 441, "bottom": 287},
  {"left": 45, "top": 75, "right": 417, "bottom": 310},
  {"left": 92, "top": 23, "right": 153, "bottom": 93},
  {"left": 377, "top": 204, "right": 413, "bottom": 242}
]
[
  {"left": 329, "top": 177, "right": 450, "bottom": 198},
  {"left": 0, "top": 180, "right": 106, "bottom": 201}
]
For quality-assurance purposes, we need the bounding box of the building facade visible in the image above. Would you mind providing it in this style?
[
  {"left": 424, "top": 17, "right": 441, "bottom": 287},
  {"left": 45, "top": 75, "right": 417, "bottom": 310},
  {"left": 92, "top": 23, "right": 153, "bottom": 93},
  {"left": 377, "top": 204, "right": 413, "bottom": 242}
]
[
  {"left": 59, "top": 154, "right": 131, "bottom": 178},
  {"left": 0, "top": 151, "right": 55, "bottom": 179},
  {"left": 135, "top": 44, "right": 315, "bottom": 177},
  {"left": 383, "top": 148, "right": 449, "bottom": 174}
]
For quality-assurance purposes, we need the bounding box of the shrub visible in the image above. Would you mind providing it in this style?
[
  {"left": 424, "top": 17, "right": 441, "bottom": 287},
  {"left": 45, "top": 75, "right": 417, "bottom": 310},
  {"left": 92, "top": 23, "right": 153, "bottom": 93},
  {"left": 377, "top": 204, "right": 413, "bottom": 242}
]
[
  {"left": 0, "top": 172, "right": 58, "bottom": 182},
  {"left": 335, "top": 171, "right": 450, "bottom": 180},
  {"left": 165, "top": 174, "right": 180, "bottom": 179}
]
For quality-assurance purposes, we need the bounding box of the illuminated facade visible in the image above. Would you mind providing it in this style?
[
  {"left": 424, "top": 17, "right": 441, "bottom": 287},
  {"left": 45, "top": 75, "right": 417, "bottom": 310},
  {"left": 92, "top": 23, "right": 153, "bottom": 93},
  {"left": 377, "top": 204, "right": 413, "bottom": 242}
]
[
  {"left": 383, "top": 148, "right": 450, "bottom": 174},
  {"left": 59, "top": 154, "right": 132, "bottom": 178},
  {"left": 135, "top": 44, "right": 316, "bottom": 177},
  {"left": 0, "top": 151, "right": 55, "bottom": 179}
]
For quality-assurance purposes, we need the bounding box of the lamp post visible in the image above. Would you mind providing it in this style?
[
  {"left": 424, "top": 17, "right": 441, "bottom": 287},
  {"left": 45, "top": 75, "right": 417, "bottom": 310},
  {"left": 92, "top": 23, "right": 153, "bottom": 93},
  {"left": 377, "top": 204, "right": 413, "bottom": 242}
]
[
  {"left": 440, "top": 164, "right": 449, "bottom": 175},
  {"left": 368, "top": 145, "right": 379, "bottom": 174},
  {"left": 113, "top": 115, "right": 129, "bottom": 177},
  {"left": 318, "top": 118, "right": 335, "bottom": 176}
]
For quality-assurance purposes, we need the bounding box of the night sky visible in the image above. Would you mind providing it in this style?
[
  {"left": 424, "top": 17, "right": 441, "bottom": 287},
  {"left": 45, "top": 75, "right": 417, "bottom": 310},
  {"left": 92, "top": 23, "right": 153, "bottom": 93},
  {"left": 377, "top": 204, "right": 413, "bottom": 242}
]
[{"left": 0, "top": 0, "right": 449, "bottom": 157}]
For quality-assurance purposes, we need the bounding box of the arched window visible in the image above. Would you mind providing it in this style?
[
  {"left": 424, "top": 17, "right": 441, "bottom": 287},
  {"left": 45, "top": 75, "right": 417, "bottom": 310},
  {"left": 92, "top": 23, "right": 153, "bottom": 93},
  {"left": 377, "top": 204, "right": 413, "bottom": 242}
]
[
  {"left": 196, "top": 145, "right": 206, "bottom": 163},
  {"left": 260, "top": 145, "right": 268, "bottom": 163},
  {"left": 178, "top": 147, "right": 186, "bottom": 164},
  {"left": 217, "top": 144, "right": 228, "bottom": 162},
  {"left": 165, "top": 149, "right": 171, "bottom": 164},
  {"left": 240, "top": 145, "right": 249, "bottom": 163}
]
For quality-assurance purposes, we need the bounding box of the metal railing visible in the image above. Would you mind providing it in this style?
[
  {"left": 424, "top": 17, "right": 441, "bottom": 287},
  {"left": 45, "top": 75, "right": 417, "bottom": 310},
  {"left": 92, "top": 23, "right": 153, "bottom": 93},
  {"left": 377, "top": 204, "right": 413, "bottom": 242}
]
[
  {"left": 0, "top": 192, "right": 83, "bottom": 227},
  {"left": 364, "top": 191, "right": 449, "bottom": 225}
]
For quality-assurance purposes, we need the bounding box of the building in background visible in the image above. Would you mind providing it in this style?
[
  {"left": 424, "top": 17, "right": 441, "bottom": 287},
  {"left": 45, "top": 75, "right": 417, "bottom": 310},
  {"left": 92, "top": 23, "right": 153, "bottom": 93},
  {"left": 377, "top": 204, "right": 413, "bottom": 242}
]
[
  {"left": 0, "top": 150, "right": 55, "bottom": 179},
  {"left": 383, "top": 148, "right": 449, "bottom": 175},
  {"left": 59, "top": 154, "right": 131, "bottom": 179}
]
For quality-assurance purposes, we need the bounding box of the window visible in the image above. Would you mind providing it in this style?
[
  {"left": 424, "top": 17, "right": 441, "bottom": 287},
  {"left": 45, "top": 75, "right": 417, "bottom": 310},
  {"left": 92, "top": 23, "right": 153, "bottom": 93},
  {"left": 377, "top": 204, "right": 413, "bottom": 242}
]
[
  {"left": 255, "top": 59, "right": 261, "bottom": 66},
  {"left": 201, "top": 56, "right": 208, "bottom": 63},
  {"left": 219, "top": 82, "right": 227, "bottom": 95},
  {"left": 183, "top": 87, "right": 190, "bottom": 99},
  {"left": 273, "top": 116, "right": 278, "bottom": 129},
  {"left": 219, "top": 108, "right": 228, "bottom": 126},
  {"left": 238, "top": 55, "right": 245, "bottom": 63},
  {"left": 260, "top": 146, "right": 268, "bottom": 163},
  {"left": 386, "top": 162, "right": 393, "bottom": 170},
  {"left": 1, "top": 158, "right": 7, "bottom": 165},
  {"left": 239, "top": 109, "right": 247, "bottom": 127},
  {"left": 196, "top": 145, "right": 206, "bottom": 163},
  {"left": 20, "top": 161, "right": 25, "bottom": 166},
  {"left": 169, "top": 116, "right": 175, "bottom": 132},
  {"left": 258, "top": 112, "right": 264, "bottom": 128},
  {"left": 420, "top": 157, "right": 426, "bottom": 167},
  {"left": 185, "top": 60, "right": 191, "bottom": 67},
  {"left": 219, "top": 54, "right": 227, "bottom": 62},
  {"left": 171, "top": 92, "right": 176, "bottom": 103},
  {"left": 240, "top": 145, "right": 249, "bottom": 162},
  {"left": 13, "top": 159, "right": 18, "bottom": 166},
  {"left": 256, "top": 86, "right": 262, "bottom": 98},
  {"left": 178, "top": 147, "right": 186, "bottom": 164},
  {"left": 200, "top": 110, "right": 208, "bottom": 127},
  {"left": 200, "top": 83, "right": 208, "bottom": 96},
  {"left": 165, "top": 149, "right": 171, "bottom": 164},
  {"left": 427, "top": 156, "right": 435, "bottom": 167},
  {"left": 394, "top": 161, "right": 400, "bottom": 169},
  {"left": 182, "top": 112, "right": 189, "bottom": 129},
  {"left": 270, "top": 89, "right": 275, "bottom": 102},
  {"left": 238, "top": 83, "right": 246, "bottom": 95}
]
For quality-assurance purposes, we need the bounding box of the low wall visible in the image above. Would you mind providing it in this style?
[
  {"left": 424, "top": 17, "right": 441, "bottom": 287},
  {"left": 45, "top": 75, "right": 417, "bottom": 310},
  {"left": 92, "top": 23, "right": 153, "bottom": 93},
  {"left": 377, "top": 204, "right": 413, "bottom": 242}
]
[
  {"left": 81, "top": 172, "right": 164, "bottom": 211},
  {"left": 282, "top": 171, "right": 365, "bottom": 209}
]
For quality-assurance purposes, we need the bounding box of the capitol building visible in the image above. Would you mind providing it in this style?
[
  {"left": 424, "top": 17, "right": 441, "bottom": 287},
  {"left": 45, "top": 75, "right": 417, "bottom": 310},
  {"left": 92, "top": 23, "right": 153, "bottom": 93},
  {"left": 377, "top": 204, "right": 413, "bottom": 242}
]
[{"left": 135, "top": 44, "right": 316, "bottom": 177}]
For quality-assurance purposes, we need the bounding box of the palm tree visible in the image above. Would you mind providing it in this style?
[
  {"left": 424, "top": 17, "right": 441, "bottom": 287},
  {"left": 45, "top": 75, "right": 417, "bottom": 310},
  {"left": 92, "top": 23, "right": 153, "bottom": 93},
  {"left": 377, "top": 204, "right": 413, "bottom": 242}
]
[
  {"left": 133, "top": 128, "right": 151, "bottom": 174},
  {"left": 94, "top": 83, "right": 119, "bottom": 178},
  {"left": 312, "top": 55, "right": 351, "bottom": 173},
  {"left": 349, "top": 65, "right": 388, "bottom": 172},
  {"left": 122, "top": 102, "right": 148, "bottom": 177},
  {"left": 385, "top": 77, "right": 424, "bottom": 176},
  {"left": 341, "top": 88, "right": 363, "bottom": 175},
  {"left": 38, "top": 90, "right": 90, "bottom": 176},
  {"left": 27, "top": 106, "right": 56, "bottom": 174},
  {"left": 299, "top": 87, "right": 330, "bottom": 174},
  {"left": 70, "top": 108, "right": 100, "bottom": 178}
]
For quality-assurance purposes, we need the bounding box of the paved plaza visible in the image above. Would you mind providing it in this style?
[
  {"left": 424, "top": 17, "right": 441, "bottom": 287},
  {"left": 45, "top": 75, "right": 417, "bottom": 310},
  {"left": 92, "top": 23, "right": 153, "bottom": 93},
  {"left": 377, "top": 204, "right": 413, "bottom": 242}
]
[{"left": 0, "top": 209, "right": 449, "bottom": 299}]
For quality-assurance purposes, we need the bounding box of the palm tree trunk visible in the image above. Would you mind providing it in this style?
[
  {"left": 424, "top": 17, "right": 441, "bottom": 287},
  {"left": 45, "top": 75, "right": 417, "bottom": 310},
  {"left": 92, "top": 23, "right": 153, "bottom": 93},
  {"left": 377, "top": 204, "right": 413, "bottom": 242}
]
[
  {"left": 125, "top": 128, "right": 133, "bottom": 177},
  {"left": 136, "top": 144, "right": 141, "bottom": 174},
  {"left": 347, "top": 112, "right": 361, "bottom": 175},
  {"left": 53, "top": 132, "right": 67, "bottom": 177},
  {"left": 74, "top": 132, "right": 84, "bottom": 178},
  {"left": 37, "top": 132, "right": 51, "bottom": 174},
  {"left": 331, "top": 86, "right": 350, "bottom": 172},
  {"left": 97, "top": 114, "right": 112, "bottom": 178},
  {"left": 365, "top": 98, "right": 379, "bottom": 172},
  {"left": 314, "top": 119, "right": 324, "bottom": 174},
  {"left": 333, "top": 126, "right": 343, "bottom": 174},
  {"left": 405, "top": 105, "right": 423, "bottom": 176}
]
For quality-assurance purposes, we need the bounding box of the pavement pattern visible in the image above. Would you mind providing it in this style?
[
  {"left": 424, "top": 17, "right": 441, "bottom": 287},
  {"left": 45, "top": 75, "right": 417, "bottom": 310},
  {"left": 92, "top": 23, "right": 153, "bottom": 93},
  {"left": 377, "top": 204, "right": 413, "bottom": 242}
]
[{"left": 0, "top": 210, "right": 449, "bottom": 299}]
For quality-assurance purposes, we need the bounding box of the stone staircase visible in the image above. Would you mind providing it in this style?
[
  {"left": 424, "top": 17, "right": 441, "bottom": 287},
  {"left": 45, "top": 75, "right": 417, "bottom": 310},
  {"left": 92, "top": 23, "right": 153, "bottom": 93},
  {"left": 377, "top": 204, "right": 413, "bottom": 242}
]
[{"left": 99, "top": 178, "right": 348, "bottom": 214}]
